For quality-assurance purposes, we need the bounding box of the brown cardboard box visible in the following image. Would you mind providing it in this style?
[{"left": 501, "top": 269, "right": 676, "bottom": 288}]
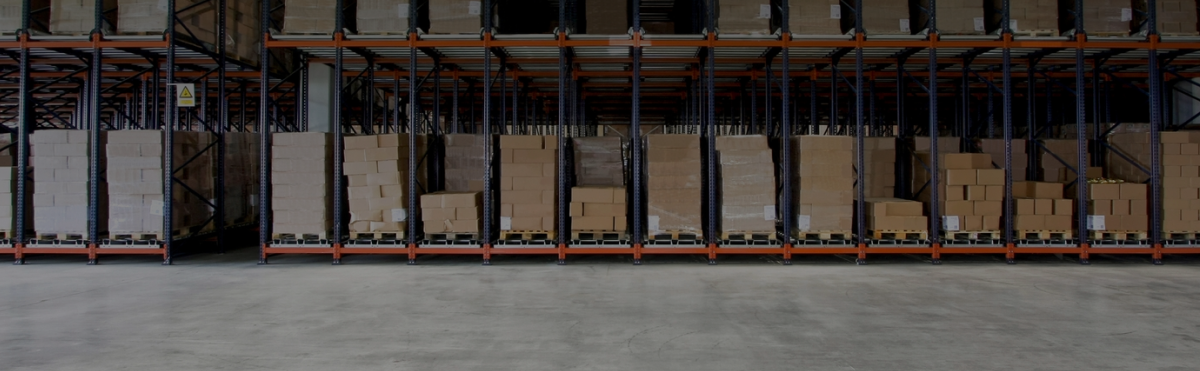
[
  {"left": 946, "top": 169, "right": 977, "bottom": 186},
  {"left": 849, "top": 0, "right": 911, "bottom": 34},
  {"left": 1034, "top": 199, "right": 1053, "bottom": 215},
  {"left": 1016, "top": 198, "right": 1036, "bottom": 215},
  {"left": 1054, "top": 199, "right": 1073, "bottom": 216},
  {"left": 1120, "top": 183, "right": 1147, "bottom": 200},
  {"left": 985, "top": 185, "right": 1003, "bottom": 201},
  {"left": 944, "top": 153, "right": 993, "bottom": 169},
  {"left": 966, "top": 185, "right": 987, "bottom": 201},
  {"left": 1044, "top": 215, "right": 1072, "bottom": 230},
  {"left": 915, "top": 0, "right": 985, "bottom": 35},
  {"left": 646, "top": 134, "right": 702, "bottom": 235},
  {"left": 1090, "top": 184, "right": 1121, "bottom": 200},
  {"left": 976, "top": 169, "right": 1005, "bottom": 186},
  {"left": 1015, "top": 215, "right": 1045, "bottom": 230}
]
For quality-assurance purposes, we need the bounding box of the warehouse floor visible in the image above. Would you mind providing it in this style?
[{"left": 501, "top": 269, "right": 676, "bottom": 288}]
[{"left": 2, "top": 251, "right": 1199, "bottom": 370}]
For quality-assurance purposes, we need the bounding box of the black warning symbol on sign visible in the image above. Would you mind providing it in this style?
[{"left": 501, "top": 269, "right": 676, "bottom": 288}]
[{"left": 180, "top": 87, "right": 193, "bottom": 98}]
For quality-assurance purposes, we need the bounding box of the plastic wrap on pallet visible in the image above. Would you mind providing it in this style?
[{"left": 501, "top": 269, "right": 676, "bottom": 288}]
[
  {"left": 357, "top": 0, "right": 417, "bottom": 34},
  {"left": 444, "top": 134, "right": 489, "bottom": 192},
  {"left": 845, "top": 0, "right": 910, "bottom": 35},
  {"left": 1108, "top": 131, "right": 1199, "bottom": 232},
  {"left": 499, "top": 135, "right": 558, "bottom": 232},
  {"left": 915, "top": 0, "right": 985, "bottom": 35},
  {"left": 716, "top": 135, "right": 776, "bottom": 233},
  {"left": 984, "top": 0, "right": 1059, "bottom": 35},
  {"left": 1059, "top": 0, "right": 1130, "bottom": 35},
  {"left": 784, "top": 0, "right": 842, "bottom": 35},
  {"left": 646, "top": 134, "right": 702, "bottom": 236},
  {"left": 420, "top": 191, "right": 482, "bottom": 234},
  {"left": 31, "top": 130, "right": 108, "bottom": 235},
  {"left": 281, "top": 0, "right": 336, "bottom": 34},
  {"left": 570, "top": 186, "right": 627, "bottom": 232},
  {"left": 115, "top": 0, "right": 261, "bottom": 64},
  {"left": 271, "top": 132, "right": 334, "bottom": 236},
  {"left": 573, "top": 136, "right": 624, "bottom": 187},
  {"left": 106, "top": 131, "right": 213, "bottom": 237},
  {"left": 51, "top": 0, "right": 116, "bottom": 34},
  {"left": 344, "top": 134, "right": 427, "bottom": 234},
  {"left": 429, "top": 0, "right": 482, "bottom": 34},
  {"left": 792, "top": 135, "right": 854, "bottom": 232}
]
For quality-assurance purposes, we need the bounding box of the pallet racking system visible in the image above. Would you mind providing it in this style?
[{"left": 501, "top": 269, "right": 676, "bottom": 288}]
[{"left": 3, "top": 0, "right": 1199, "bottom": 265}]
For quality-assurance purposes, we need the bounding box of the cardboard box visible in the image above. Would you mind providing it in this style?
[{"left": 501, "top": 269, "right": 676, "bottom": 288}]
[
  {"left": 1090, "top": 183, "right": 1121, "bottom": 200},
  {"left": 429, "top": 0, "right": 482, "bottom": 34}
]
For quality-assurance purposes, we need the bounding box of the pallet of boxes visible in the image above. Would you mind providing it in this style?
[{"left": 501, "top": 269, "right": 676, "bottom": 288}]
[
  {"left": 117, "top": 0, "right": 262, "bottom": 65},
  {"left": 864, "top": 198, "right": 928, "bottom": 241},
  {"left": 106, "top": 130, "right": 213, "bottom": 242},
  {"left": 914, "top": 0, "right": 985, "bottom": 35},
  {"left": 421, "top": 134, "right": 488, "bottom": 242},
  {"left": 915, "top": 152, "right": 1004, "bottom": 240},
  {"left": 646, "top": 134, "right": 703, "bottom": 242},
  {"left": 31, "top": 130, "right": 107, "bottom": 242},
  {"left": 716, "top": 135, "right": 777, "bottom": 243},
  {"left": 861, "top": 137, "right": 897, "bottom": 198},
  {"left": 1081, "top": 180, "right": 1149, "bottom": 242},
  {"left": 271, "top": 133, "right": 334, "bottom": 242},
  {"left": 344, "top": 134, "right": 427, "bottom": 241},
  {"left": 1108, "top": 131, "right": 1193, "bottom": 241},
  {"left": 499, "top": 135, "right": 557, "bottom": 242},
  {"left": 1012, "top": 181, "right": 1074, "bottom": 241},
  {"left": 717, "top": 0, "right": 842, "bottom": 35},
  {"left": 848, "top": 0, "right": 911, "bottom": 35},
  {"left": 569, "top": 137, "right": 626, "bottom": 241},
  {"left": 791, "top": 135, "right": 854, "bottom": 241}
]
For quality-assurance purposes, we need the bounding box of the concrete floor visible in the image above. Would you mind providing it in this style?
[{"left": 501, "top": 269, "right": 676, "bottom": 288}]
[{"left": 1, "top": 250, "right": 1199, "bottom": 371}]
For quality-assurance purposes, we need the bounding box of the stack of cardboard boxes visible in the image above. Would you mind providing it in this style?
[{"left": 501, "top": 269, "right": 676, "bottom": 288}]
[
  {"left": 357, "top": 0, "right": 416, "bottom": 34},
  {"left": 980, "top": 138, "right": 1027, "bottom": 181},
  {"left": 499, "top": 135, "right": 557, "bottom": 232},
  {"left": 791, "top": 135, "right": 853, "bottom": 233},
  {"left": 271, "top": 133, "right": 333, "bottom": 238},
  {"left": 846, "top": 0, "right": 910, "bottom": 34},
  {"left": 915, "top": 152, "right": 1004, "bottom": 232},
  {"left": 282, "top": 0, "right": 334, "bottom": 34},
  {"left": 117, "top": 0, "right": 262, "bottom": 64},
  {"left": 716, "top": 0, "right": 775, "bottom": 35},
  {"left": 1085, "top": 182, "right": 1149, "bottom": 232},
  {"left": 31, "top": 130, "right": 107, "bottom": 237},
  {"left": 860, "top": 137, "right": 896, "bottom": 198},
  {"left": 1012, "top": 181, "right": 1073, "bottom": 231},
  {"left": 0, "top": 137, "right": 29, "bottom": 233},
  {"left": 344, "top": 134, "right": 427, "bottom": 236},
  {"left": 570, "top": 186, "right": 627, "bottom": 232},
  {"left": 420, "top": 191, "right": 482, "bottom": 235},
  {"left": 915, "top": 0, "right": 985, "bottom": 35},
  {"left": 716, "top": 135, "right": 777, "bottom": 234},
  {"left": 781, "top": 0, "right": 842, "bottom": 35},
  {"left": 573, "top": 136, "right": 624, "bottom": 187},
  {"left": 444, "top": 134, "right": 488, "bottom": 192},
  {"left": 430, "top": 0, "right": 482, "bottom": 34},
  {"left": 986, "top": 0, "right": 1058, "bottom": 34},
  {"left": 719, "top": 0, "right": 843, "bottom": 35},
  {"left": 106, "top": 130, "right": 212, "bottom": 237},
  {"left": 1135, "top": 0, "right": 1198, "bottom": 35},
  {"left": 864, "top": 198, "right": 928, "bottom": 232},
  {"left": 646, "top": 134, "right": 702, "bottom": 236},
  {"left": 1108, "top": 131, "right": 1199, "bottom": 233},
  {"left": 1060, "top": 0, "right": 1129, "bottom": 35}
]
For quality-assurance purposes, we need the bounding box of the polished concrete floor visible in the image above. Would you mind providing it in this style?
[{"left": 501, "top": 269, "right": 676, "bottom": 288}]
[{"left": 1, "top": 249, "right": 1199, "bottom": 370}]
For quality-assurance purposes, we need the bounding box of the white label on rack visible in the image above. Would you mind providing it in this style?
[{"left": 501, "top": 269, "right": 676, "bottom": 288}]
[
  {"left": 149, "top": 200, "right": 164, "bottom": 216},
  {"left": 398, "top": 4, "right": 409, "bottom": 18},
  {"left": 500, "top": 216, "right": 512, "bottom": 230},
  {"left": 974, "top": 17, "right": 985, "bottom": 32},
  {"left": 1010, "top": 20, "right": 1019, "bottom": 32},
  {"left": 899, "top": 19, "right": 911, "bottom": 33},
  {"left": 468, "top": 1, "right": 481, "bottom": 15},
  {"left": 830, "top": 5, "right": 841, "bottom": 19},
  {"left": 764, "top": 205, "right": 776, "bottom": 221},
  {"left": 943, "top": 216, "right": 960, "bottom": 231},
  {"left": 758, "top": 4, "right": 771, "bottom": 19},
  {"left": 797, "top": 215, "right": 811, "bottom": 230},
  {"left": 648, "top": 215, "right": 661, "bottom": 233},
  {"left": 390, "top": 208, "right": 407, "bottom": 222},
  {"left": 1088, "top": 215, "right": 1106, "bottom": 231},
  {"left": 1121, "top": 8, "right": 1133, "bottom": 22}
]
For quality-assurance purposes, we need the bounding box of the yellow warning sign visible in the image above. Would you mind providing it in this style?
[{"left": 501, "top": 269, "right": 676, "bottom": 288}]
[{"left": 176, "top": 83, "right": 196, "bottom": 107}]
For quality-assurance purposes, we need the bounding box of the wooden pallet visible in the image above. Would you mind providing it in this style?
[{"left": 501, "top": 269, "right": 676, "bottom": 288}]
[
  {"left": 1159, "top": 32, "right": 1200, "bottom": 37},
  {"left": 944, "top": 230, "right": 1001, "bottom": 240},
  {"left": 35, "top": 232, "right": 87, "bottom": 241},
  {"left": 1164, "top": 231, "right": 1200, "bottom": 241},
  {"left": 426, "top": 232, "right": 480, "bottom": 241},
  {"left": 1017, "top": 230, "right": 1073, "bottom": 240},
  {"left": 793, "top": 230, "right": 853, "bottom": 241},
  {"left": 108, "top": 232, "right": 167, "bottom": 242},
  {"left": 272, "top": 232, "right": 329, "bottom": 241},
  {"left": 1089, "top": 231, "right": 1148, "bottom": 241},
  {"left": 648, "top": 231, "right": 703, "bottom": 241},
  {"left": 499, "top": 230, "right": 556, "bottom": 241},
  {"left": 0, "top": 230, "right": 15, "bottom": 240},
  {"left": 870, "top": 230, "right": 929, "bottom": 241},
  {"left": 720, "top": 231, "right": 777, "bottom": 242},
  {"left": 570, "top": 230, "right": 627, "bottom": 241},
  {"left": 1088, "top": 32, "right": 1133, "bottom": 37},
  {"left": 1013, "top": 29, "right": 1058, "bottom": 37},
  {"left": 349, "top": 231, "right": 406, "bottom": 241}
]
